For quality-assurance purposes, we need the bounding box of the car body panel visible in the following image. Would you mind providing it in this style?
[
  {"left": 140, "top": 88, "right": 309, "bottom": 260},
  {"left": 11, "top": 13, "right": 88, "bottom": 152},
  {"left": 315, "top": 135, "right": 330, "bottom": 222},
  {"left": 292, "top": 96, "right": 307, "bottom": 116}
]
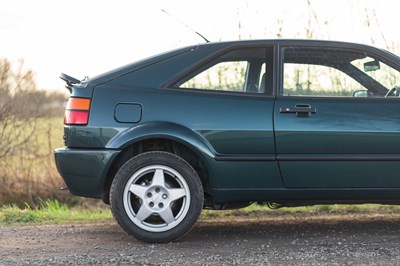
[
  {"left": 89, "top": 45, "right": 198, "bottom": 87},
  {"left": 275, "top": 97, "right": 400, "bottom": 188},
  {"left": 54, "top": 148, "right": 120, "bottom": 198},
  {"left": 98, "top": 84, "right": 282, "bottom": 193}
]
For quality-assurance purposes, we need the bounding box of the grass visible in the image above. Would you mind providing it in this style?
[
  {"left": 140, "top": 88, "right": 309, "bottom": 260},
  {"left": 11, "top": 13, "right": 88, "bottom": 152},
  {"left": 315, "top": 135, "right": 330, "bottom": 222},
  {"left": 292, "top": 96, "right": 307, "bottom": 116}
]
[
  {"left": 0, "top": 199, "right": 113, "bottom": 225},
  {"left": 3, "top": 199, "right": 400, "bottom": 226}
]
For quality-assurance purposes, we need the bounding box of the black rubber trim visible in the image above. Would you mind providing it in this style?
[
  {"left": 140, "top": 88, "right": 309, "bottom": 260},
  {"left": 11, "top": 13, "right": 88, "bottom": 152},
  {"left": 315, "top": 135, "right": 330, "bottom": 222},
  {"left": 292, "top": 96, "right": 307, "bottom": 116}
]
[
  {"left": 214, "top": 154, "right": 400, "bottom": 162},
  {"left": 278, "top": 155, "right": 400, "bottom": 161},
  {"left": 215, "top": 155, "right": 276, "bottom": 162}
]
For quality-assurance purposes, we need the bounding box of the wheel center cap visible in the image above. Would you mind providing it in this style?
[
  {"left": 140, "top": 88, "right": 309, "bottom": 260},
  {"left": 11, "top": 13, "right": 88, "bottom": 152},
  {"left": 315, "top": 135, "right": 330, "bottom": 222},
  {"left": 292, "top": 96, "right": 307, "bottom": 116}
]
[{"left": 152, "top": 194, "right": 162, "bottom": 203}]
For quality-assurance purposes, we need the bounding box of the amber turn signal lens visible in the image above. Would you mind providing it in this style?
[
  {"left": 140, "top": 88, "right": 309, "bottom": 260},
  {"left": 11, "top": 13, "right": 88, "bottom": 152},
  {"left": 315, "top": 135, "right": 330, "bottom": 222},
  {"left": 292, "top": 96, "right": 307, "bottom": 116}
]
[{"left": 66, "top": 98, "right": 91, "bottom": 110}]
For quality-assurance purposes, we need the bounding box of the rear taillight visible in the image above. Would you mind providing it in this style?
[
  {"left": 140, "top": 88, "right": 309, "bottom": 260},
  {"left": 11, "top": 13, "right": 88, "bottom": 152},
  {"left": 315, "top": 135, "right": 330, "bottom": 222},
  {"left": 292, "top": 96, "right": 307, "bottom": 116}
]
[{"left": 64, "top": 98, "right": 91, "bottom": 125}]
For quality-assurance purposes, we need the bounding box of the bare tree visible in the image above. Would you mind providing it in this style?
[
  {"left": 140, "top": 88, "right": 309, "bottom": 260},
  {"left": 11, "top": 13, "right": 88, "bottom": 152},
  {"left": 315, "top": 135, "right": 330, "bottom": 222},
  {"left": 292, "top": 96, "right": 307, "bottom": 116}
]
[
  {"left": 0, "top": 59, "right": 47, "bottom": 206},
  {"left": 0, "top": 59, "right": 42, "bottom": 160}
]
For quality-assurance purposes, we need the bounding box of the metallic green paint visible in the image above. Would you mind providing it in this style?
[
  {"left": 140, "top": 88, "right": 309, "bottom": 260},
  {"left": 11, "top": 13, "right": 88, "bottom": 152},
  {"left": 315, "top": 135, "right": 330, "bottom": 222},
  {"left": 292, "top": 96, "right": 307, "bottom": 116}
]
[
  {"left": 54, "top": 148, "right": 120, "bottom": 198},
  {"left": 64, "top": 126, "right": 121, "bottom": 148},
  {"left": 210, "top": 161, "right": 282, "bottom": 189},
  {"left": 114, "top": 103, "right": 142, "bottom": 123},
  {"left": 275, "top": 97, "right": 400, "bottom": 188}
]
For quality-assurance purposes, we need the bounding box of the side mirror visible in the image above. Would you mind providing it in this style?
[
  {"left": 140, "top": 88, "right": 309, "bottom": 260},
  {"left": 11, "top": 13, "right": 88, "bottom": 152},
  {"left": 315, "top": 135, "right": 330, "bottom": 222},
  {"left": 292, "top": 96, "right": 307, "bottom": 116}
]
[
  {"left": 364, "top": 60, "right": 380, "bottom": 72},
  {"left": 353, "top": 90, "right": 369, "bottom": 97}
]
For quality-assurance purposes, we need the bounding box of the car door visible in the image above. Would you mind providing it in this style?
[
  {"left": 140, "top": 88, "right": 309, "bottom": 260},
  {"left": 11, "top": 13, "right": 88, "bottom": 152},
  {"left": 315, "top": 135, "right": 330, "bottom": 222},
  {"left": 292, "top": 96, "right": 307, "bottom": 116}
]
[{"left": 274, "top": 44, "right": 400, "bottom": 188}]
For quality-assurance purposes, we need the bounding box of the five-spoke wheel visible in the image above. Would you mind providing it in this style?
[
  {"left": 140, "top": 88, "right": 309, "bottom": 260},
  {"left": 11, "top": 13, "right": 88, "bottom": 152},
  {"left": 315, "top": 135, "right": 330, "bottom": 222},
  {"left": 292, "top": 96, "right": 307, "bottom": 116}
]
[{"left": 110, "top": 151, "right": 203, "bottom": 243}]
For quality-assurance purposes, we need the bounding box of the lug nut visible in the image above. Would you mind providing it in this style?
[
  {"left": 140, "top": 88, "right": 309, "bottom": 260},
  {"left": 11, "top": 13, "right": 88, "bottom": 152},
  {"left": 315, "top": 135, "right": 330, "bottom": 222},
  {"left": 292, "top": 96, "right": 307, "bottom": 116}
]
[
  {"left": 162, "top": 194, "right": 168, "bottom": 199},
  {"left": 147, "top": 192, "right": 152, "bottom": 198},
  {"left": 155, "top": 187, "right": 161, "bottom": 193},
  {"left": 149, "top": 202, "right": 154, "bottom": 207},
  {"left": 158, "top": 203, "right": 164, "bottom": 208}
]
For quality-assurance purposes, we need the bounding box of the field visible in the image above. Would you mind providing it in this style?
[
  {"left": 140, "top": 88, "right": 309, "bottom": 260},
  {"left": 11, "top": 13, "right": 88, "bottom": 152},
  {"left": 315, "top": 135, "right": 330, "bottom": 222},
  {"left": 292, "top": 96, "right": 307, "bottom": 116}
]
[{"left": 0, "top": 116, "right": 67, "bottom": 207}]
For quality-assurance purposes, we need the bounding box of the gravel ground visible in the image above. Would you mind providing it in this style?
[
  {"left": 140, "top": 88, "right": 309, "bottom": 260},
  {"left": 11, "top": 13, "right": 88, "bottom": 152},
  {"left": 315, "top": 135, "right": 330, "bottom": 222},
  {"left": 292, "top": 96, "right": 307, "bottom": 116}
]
[{"left": 1, "top": 213, "right": 400, "bottom": 265}]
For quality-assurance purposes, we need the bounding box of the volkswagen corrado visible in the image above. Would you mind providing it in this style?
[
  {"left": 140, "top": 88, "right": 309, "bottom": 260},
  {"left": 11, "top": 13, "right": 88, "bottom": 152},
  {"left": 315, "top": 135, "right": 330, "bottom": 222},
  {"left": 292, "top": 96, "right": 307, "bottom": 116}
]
[{"left": 55, "top": 39, "right": 400, "bottom": 242}]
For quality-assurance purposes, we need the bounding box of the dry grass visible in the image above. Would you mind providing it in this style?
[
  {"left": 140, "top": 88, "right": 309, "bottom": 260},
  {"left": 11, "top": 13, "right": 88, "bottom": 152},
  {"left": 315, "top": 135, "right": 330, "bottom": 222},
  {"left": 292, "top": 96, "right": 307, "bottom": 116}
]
[{"left": 0, "top": 116, "right": 68, "bottom": 207}]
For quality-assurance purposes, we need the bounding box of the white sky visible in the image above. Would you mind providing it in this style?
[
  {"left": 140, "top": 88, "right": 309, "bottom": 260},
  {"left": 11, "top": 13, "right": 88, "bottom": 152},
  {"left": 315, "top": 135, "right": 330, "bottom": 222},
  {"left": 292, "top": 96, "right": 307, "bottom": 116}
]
[{"left": 1, "top": 0, "right": 399, "bottom": 91}]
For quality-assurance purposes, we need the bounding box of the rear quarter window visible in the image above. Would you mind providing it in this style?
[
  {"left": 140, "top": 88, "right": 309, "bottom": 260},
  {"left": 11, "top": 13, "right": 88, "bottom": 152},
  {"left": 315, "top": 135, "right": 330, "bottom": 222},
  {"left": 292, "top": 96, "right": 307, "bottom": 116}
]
[{"left": 173, "top": 47, "right": 273, "bottom": 95}]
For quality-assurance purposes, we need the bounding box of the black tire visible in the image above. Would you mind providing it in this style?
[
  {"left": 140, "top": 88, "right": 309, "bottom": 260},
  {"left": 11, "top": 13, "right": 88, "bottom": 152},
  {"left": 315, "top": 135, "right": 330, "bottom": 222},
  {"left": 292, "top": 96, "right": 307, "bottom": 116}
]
[{"left": 110, "top": 151, "right": 203, "bottom": 243}]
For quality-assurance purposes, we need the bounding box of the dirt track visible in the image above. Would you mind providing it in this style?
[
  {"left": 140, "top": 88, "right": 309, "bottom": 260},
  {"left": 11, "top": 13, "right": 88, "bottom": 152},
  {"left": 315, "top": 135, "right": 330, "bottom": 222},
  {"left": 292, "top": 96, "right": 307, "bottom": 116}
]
[{"left": 1, "top": 213, "right": 400, "bottom": 265}]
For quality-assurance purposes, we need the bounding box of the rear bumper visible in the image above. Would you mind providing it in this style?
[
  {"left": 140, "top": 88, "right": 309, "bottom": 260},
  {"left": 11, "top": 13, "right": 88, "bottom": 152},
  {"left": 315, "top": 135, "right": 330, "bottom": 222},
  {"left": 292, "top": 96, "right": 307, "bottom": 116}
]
[{"left": 54, "top": 148, "right": 120, "bottom": 199}]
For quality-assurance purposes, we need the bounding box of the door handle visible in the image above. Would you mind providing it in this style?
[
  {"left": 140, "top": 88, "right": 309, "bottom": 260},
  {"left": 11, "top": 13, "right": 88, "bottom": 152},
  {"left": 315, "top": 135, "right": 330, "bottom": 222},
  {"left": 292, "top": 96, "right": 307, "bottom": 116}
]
[{"left": 280, "top": 104, "right": 317, "bottom": 116}]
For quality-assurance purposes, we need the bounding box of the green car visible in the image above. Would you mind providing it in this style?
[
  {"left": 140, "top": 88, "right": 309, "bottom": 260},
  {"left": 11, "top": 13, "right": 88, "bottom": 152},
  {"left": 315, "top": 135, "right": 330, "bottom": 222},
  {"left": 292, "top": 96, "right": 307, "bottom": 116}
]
[{"left": 56, "top": 40, "right": 400, "bottom": 242}]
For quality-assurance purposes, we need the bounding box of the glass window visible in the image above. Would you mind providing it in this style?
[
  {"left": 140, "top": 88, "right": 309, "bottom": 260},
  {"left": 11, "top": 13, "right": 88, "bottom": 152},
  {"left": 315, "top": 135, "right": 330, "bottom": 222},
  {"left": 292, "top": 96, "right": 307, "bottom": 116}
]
[
  {"left": 282, "top": 47, "right": 400, "bottom": 97},
  {"left": 174, "top": 48, "right": 272, "bottom": 94},
  {"left": 180, "top": 61, "right": 248, "bottom": 92}
]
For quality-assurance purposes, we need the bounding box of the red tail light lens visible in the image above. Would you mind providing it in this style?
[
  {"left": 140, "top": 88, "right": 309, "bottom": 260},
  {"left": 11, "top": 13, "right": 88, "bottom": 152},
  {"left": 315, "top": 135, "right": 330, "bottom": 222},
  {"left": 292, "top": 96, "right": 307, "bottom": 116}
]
[{"left": 64, "top": 98, "right": 91, "bottom": 125}]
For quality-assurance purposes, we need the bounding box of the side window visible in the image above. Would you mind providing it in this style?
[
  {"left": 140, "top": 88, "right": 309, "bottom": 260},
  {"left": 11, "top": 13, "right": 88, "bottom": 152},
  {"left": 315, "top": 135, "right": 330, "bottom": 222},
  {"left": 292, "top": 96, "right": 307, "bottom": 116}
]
[
  {"left": 180, "top": 61, "right": 248, "bottom": 92},
  {"left": 284, "top": 63, "right": 364, "bottom": 97},
  {"left": 174, "top": 47, "right": 273, "bottom": 94},
  {"left": 282, "top": 47, "right": 400, "bottom": 97}
]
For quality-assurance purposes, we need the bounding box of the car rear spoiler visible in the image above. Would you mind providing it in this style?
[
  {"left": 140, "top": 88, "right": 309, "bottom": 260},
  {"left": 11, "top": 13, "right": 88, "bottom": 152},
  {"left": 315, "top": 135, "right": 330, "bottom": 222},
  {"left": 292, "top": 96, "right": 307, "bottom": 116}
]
[{"left": 60, "top": 73, "right": 81, "bottom": 92}]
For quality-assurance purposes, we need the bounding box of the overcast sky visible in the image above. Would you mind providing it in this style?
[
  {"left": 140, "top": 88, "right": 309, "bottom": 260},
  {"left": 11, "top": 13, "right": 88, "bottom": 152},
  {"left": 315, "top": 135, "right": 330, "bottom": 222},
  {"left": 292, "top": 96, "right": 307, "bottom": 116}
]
[{"left": 1, "top": 0, "right": 398, "bottom": 91}]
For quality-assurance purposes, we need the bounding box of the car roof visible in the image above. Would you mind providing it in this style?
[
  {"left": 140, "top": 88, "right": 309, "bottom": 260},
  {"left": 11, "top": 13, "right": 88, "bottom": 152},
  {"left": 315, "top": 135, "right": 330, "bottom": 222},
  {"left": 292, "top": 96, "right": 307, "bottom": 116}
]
[
  {"left": 198, "top": 39, "right": 391, "bottom": 53},
  {"left": 86, "top": 39, "right": 399, "bottom": 87}
]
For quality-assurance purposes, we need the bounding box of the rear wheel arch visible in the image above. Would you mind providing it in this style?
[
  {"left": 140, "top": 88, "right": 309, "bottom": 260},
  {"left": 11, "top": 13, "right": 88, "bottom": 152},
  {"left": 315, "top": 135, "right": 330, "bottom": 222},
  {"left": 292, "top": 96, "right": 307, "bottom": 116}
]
[{"left": 102, "top": 137, "right": 213, "bottom": 205}]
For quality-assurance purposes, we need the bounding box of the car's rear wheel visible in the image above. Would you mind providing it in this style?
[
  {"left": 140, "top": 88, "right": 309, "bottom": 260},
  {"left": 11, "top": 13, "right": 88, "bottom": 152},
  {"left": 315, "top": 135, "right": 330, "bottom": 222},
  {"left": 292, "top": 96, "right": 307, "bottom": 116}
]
[{"left": 110, "top": 151, "right": 203, "bottom": 243}]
